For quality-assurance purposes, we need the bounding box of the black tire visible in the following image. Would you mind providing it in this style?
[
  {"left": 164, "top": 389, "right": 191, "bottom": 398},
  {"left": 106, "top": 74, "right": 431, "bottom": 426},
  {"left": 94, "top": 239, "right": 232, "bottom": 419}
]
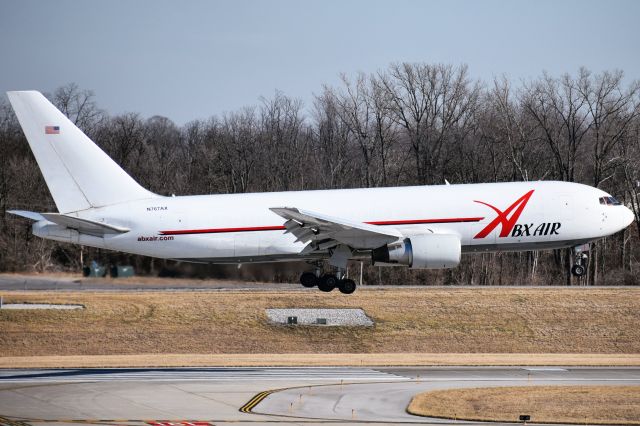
[
  {"left": 318, "top": 274, "right": 338, "bottom": 292},
  {"left": 300, "top": 272, "right": 318, "bottom": 288},
  {"left": 571, "top": 264, "right": 586, "bottom": 277},
  {"left": 338, "top": 279, "right": 356, "bottom": 294}
]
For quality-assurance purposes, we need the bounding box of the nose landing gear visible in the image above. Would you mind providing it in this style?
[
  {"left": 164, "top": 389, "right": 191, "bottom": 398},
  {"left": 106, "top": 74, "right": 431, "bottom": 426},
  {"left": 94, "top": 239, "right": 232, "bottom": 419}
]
[
  {"left": 571, "top": 263, "right": 586, "bottom": 277},
  {"left": 571, "top": 244, "right": 589, "bottom": 277}
]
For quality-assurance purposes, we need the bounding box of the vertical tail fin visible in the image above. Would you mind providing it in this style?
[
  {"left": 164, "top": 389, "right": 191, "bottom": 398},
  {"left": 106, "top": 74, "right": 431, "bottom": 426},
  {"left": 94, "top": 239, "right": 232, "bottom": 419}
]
[{"left": 7, "top": 90, "right": 158, "bottom": 213}]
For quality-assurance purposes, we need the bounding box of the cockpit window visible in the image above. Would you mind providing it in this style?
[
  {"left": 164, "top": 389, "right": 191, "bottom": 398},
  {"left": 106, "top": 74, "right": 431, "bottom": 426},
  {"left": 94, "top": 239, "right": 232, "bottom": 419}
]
[{"left": 599, "top": 196, "right": 622, "bottom": 206}]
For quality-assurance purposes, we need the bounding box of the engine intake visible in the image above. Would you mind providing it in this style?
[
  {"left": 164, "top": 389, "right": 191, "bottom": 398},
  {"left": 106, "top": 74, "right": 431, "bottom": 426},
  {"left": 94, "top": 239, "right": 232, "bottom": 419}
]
[{"left": 372, "top": 234, "right": 461, "bottom": 269}]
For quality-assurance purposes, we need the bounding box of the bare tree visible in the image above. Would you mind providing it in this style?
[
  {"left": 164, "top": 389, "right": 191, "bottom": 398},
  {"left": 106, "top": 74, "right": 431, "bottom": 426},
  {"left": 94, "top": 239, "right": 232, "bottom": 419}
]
[
  {"left": 577, "top": 69, "right": 640, "bottom": 187},
  {"left": 259, "top": 92, "right": 308, "bottom": 191},
  {"left": 369, "top": 75, "right": 400, "bottom": 186},
  {"left": 621, "top": 113, "right": 640, "bottom": 241},
  {"left": 485, "top": 76, "right": 551, "bottom": 182},
  {"left": 523, "top": 72, "right": 592, "bottom": 182},
  {"left": 331, "top": 73, "right": 379, "bottom": 187},
  {"left": 311, "top": 89, "right": 352, "bottom": 189},
  {"left": 378, "top": 63, "right": 481, "bottom": 184},
  {"left": 217, "top": 108, "right": 259, "bottom": 193},
  {"left": 52, "top": 83, "right": 105, "bottom": 136}
]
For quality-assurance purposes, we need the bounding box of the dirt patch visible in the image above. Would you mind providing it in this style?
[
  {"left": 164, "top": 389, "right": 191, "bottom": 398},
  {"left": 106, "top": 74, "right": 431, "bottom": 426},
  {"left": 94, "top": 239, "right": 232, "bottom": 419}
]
[
  {"left": 407, "top": 385, "right": 640, "bottom": 424},
  {"left": 0, "top": 287, "right": 638, "bottom": 356}
]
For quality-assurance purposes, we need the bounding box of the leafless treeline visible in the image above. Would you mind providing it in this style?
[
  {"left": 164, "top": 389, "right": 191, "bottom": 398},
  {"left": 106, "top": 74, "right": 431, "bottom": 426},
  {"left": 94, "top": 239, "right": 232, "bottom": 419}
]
[{"left": 1, "top": 64, "right": 640, "bottom": 285}]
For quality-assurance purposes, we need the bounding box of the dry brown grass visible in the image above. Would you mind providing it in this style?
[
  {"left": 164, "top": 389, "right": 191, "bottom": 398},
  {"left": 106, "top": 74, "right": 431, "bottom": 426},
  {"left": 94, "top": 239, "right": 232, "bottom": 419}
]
[
  {"left": 0, "top": 287, "right": 639, "bottom": 358},
  {"left": 1, "top": 353, "right": 639, "bottom": 368},
  {"left": 408, "top": 385, "right": 640, "bottom": 424}
]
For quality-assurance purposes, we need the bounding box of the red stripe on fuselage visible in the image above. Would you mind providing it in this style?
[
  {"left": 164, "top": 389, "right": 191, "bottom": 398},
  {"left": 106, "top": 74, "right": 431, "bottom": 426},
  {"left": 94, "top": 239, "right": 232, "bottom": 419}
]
[
  {"left": 160, "top": 225, "right": 286, "bottom": 235},
  {"left": 366, "top": 217, "right": 484, "bottom": 226},
  {"left": 158, "top": 217, "right": 484, "bottom": 236}
]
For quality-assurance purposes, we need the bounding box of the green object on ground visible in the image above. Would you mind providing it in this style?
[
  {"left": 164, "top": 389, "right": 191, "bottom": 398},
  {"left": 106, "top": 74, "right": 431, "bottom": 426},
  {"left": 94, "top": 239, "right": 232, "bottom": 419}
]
[
  {"left": 110, "top": 265, "right": 134, "bottom": 278},
  {"left": 83, "top": 265, "right": 106, "bottom": 277}
]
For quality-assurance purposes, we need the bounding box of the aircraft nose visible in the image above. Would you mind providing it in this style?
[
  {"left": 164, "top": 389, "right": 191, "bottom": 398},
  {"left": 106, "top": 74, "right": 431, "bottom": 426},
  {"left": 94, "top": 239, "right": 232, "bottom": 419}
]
[{"left": 622, "top": 206, "right": 635, "bottom": 228}]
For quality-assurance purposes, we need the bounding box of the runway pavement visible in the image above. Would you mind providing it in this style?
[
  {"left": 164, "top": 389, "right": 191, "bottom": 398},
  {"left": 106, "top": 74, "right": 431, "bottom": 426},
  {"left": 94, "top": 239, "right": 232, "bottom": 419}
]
[
  {"left": 0, "top": 367, "right": 638, "bottom": 425},
  {"left": 0, "top": 274, "right": 297, "bottom": 292}
]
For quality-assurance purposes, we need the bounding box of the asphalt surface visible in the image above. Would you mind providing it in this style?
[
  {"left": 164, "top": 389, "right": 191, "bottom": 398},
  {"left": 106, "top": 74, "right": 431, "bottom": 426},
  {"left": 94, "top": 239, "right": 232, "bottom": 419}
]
[
  {"left": 0, "top": 273, "right": 298, "bottom": 292},
  {"left": 0, "top": 367, "right": 638, "bottom": 425},
  {"left": 1, "top": 273, "right": 626, "bottom": 292}
]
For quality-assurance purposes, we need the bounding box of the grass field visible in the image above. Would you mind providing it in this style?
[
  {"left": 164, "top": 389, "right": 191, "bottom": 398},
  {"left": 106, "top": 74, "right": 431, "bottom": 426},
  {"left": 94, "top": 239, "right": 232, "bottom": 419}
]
[
  {"left": 407, "top": 385, "right": 640, "bottom": 424},
  {"left": 0, "top": 287, "right": 639, "bottom": 358},
  {"left": 1, "top": 353, "right": 639, "bottom": 368}
]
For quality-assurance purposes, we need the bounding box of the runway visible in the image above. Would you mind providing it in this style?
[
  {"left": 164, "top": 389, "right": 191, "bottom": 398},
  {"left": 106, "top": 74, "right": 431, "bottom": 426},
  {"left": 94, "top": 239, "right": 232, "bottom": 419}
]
[
  {"left": 0, "top": 274, "right": 297, "bottom": 292},
  {"left": 1, "top": 367, "right": 638, "bottom": 425}
]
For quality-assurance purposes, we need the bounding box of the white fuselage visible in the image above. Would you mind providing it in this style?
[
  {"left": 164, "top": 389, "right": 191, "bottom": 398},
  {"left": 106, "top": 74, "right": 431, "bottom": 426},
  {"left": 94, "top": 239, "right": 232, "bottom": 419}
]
[{"left": 37, "top": 181, "right": 634, "bottom": 264}]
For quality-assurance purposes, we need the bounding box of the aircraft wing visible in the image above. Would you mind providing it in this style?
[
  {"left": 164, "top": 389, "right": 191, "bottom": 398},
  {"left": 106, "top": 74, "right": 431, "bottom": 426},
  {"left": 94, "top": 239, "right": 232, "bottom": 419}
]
[
  {"left": 8, "top": 210, "right": 129, "bottom": 237},
  {"left": 270, "top": 207, "right": 402, "bottom": 252}
]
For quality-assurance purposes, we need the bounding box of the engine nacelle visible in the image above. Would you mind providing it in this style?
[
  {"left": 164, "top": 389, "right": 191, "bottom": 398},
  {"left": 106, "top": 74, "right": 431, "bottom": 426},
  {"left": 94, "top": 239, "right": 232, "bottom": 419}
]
[{"left": 372, "top": 234, "right": 461, "bottom": 269}]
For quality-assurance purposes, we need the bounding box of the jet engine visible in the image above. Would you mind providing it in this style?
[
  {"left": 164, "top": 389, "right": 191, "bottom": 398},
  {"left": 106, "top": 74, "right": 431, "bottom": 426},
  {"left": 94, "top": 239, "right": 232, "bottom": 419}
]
[{"left": 371, "top": 233, "right": 461, "bottom": 269}]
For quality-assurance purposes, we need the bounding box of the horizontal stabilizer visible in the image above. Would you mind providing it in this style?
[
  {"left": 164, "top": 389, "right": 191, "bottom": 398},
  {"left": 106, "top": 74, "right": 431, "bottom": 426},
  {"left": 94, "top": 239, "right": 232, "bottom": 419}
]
[
  {"left": 8, "top": 210, "right": 128, "bottom": 237},
  {"left": 41, "top": 213, "right": 129, "bottom": 236},
  {"left": 7, "top": 210, "right": 46, "bottom": 221}
]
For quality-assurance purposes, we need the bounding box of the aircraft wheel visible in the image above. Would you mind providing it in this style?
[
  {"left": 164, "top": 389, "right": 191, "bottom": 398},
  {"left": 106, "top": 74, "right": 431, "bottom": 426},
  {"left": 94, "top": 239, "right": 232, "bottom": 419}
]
[
  {"left": 338, "top": 279, "right": 356, "bottom": 294},
  {"left": 300, "top": 272, "right": 318, "bottom": 288},
  {"left": 571, "top": 264, "right": 586, "bottom": 277},
  {"left": 318, "top": 274, "right": 338, "bottom": 292}
]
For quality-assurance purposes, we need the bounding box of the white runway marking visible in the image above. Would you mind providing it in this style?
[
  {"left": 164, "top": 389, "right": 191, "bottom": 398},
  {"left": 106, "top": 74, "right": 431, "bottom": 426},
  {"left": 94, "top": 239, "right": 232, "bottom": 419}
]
[{"left": 523, "top": 367, "right": 568, "bottom": 371}]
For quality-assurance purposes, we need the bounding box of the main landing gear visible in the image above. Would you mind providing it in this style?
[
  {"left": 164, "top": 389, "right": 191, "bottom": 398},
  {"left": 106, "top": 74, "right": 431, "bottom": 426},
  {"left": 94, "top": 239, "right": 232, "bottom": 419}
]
[
  {"left": 571, "top": 244, "right": 589, "bottom": 277},
  {"left": 299, "top": 271, "right": 356, "bottom": 294}
]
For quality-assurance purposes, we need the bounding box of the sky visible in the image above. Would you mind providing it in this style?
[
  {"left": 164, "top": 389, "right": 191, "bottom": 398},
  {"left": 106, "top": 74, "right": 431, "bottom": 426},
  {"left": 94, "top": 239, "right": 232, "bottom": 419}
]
[{"left": 1, "top": 0, "right": 639, "bottom": 125}]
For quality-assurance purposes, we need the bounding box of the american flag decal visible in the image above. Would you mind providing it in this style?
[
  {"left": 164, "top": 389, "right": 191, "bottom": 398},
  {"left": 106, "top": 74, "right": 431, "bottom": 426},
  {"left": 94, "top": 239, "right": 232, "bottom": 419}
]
[{"left": 45, "top": 126, "right": 60, "bottom": 134}]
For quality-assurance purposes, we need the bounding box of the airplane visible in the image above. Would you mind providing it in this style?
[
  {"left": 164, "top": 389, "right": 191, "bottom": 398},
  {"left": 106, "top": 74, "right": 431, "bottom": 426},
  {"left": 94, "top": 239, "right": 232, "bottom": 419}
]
[{"left": 5, "top": 91, "right": 635, "bottom": 294}]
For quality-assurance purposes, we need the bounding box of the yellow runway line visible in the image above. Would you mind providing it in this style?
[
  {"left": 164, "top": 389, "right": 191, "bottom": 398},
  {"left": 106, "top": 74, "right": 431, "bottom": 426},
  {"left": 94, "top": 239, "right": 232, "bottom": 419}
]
[{"left": 239, "top": 389, "right": 279, "bottom": 413}]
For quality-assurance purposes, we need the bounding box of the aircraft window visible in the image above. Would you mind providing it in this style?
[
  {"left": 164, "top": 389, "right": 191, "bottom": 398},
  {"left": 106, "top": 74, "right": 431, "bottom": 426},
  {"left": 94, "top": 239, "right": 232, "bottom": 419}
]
[
  {"left": 600, "top": 196, "right": 622, "bottom": 206},
  {"left": 608, "top": 196, "right": 622, "bottom": 205}
]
